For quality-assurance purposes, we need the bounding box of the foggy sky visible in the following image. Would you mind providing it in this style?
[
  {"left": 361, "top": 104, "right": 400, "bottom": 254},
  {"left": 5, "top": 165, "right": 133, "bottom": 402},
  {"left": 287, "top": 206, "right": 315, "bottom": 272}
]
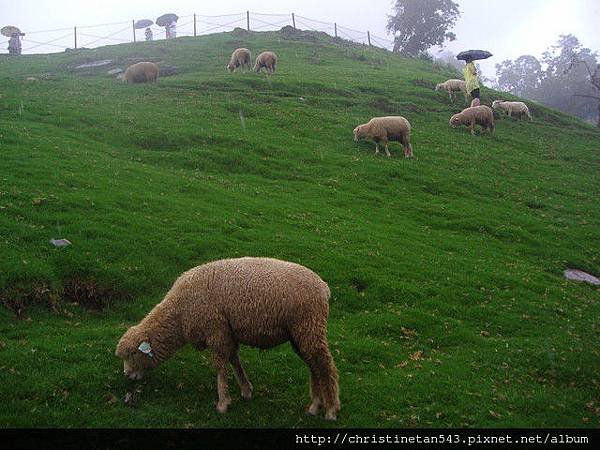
[{"left": 2, "top": 0, "right": 599, "bottom": 78}]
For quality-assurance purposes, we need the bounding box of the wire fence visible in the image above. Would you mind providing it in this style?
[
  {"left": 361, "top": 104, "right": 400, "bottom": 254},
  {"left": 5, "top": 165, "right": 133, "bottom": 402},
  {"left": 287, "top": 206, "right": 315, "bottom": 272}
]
[{"left": 2, "top": 11, "right": 395, "bottom": 55}]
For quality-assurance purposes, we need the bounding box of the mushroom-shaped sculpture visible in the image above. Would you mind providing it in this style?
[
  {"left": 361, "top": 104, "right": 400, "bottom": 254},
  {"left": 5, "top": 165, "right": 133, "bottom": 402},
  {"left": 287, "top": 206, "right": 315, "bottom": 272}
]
[
  {"left": 157, "top": 13, "right": 178, "bottom": 39},
  {"left": 1, "top": 25, "right": 25, "bottom": 37},
  {"left": 134, "top": 19, "right": 154, "bottom": 29}
]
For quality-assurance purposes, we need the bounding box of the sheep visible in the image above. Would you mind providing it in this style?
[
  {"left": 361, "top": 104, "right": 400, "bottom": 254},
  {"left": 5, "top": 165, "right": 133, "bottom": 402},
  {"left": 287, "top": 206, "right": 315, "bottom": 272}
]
[
  {"left": 353, "top": 116, "right": 414, "bottom": 158},
  {"left": 449, "top": 105, "right": 495, "bottom": 136},
  {"left": 254, "top": 51, "right": 277, "bottom": 74},
  {"left": 435, "top": 79, "right": 468, "bottom": 103},
  {"left": 115, "top": 257, "right": 340, "bottom": 420},
  {"left": 492, "top": 100, "right": 533, "bottom": 121},
  {"left": 123, "top": 62, "right": 159, "bottom": 84},
  {"left": 227, "top": 48, "right": 251, "bottom": 72}
]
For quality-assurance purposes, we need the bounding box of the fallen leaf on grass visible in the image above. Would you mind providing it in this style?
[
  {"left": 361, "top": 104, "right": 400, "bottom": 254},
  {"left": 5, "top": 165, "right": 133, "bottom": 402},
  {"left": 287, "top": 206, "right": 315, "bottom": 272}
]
[
  {"left": 410, "top": 351, "right": 424, "bottom": 361},
  {"left": 489, "top": 410, "right": 502, "bottom": 419}
]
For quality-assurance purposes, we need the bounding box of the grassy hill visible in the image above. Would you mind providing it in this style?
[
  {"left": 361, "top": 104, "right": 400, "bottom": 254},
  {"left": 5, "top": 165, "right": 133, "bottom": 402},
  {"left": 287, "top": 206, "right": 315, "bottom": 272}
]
[{"left": 0, "top": 30, "right": 599, "bottom": 427}]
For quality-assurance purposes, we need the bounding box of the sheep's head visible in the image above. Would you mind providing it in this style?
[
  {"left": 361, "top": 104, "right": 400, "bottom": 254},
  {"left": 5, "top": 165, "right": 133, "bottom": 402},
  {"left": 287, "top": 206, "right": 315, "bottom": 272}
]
[
  {"left": 449, "top": 114, "right": 461, "bottom": 127},
  {"left": 226, "top": 63, "right": 235, "bottom": 72},
  {"left": 115, "top": 325, "right": 159, "bottom": 380},
  {"left": 492, "top": 100, "right": 501, "bottom": 109},
  {"left": 353, "top": 125, "right": 364, "bottom": 142},
  {"left": 435, "top": 83, "right": 441, "bottom": 91}
]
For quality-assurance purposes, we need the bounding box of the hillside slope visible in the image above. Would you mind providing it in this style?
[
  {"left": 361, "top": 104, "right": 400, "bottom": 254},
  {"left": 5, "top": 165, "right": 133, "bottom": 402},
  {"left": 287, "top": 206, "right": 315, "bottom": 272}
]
[{"left": 0, "top": 30, "right": 599, "bottom": 427}]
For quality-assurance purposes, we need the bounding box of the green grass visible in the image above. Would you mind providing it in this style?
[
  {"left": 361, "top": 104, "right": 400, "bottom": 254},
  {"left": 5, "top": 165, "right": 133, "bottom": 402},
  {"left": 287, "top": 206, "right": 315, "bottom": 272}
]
[{"left": 0, "top": 30, "right": 599, "bottom": 428}]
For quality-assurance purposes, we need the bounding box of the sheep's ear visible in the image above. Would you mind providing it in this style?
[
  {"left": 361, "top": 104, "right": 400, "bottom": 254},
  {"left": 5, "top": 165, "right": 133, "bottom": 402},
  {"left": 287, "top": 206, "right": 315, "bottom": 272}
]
[{"left": 138, "top": 341, "right": 154, "bottom": 358}]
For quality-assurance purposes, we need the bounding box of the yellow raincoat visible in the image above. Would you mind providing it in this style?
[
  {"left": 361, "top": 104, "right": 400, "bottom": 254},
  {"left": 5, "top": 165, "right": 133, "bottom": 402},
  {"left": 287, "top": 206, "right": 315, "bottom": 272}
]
[{"left": 463, "top": 62, "right": 480, "bottom": 94}]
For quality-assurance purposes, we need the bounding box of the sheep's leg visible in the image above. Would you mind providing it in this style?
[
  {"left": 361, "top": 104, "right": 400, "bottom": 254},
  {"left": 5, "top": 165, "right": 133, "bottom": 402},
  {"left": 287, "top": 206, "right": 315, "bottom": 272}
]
[
  {"left": 209, "top": 333, "right": 235, "bottom": 414},
  {"left": 292, "top": 329, "right": 340, "bottom": 421},
  {"left": 374, "top": 143, "right": 380, "bottom": 154},
  {"left": 290, "top": 339, "right": 322, "bottom": 416},
  {"left": 212, "top": 352, "right": 232, "bottom": 413},
  {"left": 304, "top": 346, "right": 340, "bottom": 421},
  {"left": 230, "top": 349, "right": 253, "bottom": 400},
  {"left": 384, "top": 143, "right": 391, "bottom": 157},
  {"left": 469, "top": 120, "right": 475, "bottom": 136},
  {"left": 405, "top": 143, "right": 414, "bottom": 158}
]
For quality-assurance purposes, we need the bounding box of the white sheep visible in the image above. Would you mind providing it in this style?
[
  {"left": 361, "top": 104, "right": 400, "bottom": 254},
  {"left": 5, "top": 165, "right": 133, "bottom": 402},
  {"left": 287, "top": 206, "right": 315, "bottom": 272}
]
[
  {"left": 123, "top": 62, "right": 159, "bottom": 84},
  {"left": 353, "top": 116, "right": 414, "bottom": 157},
  {"left": 115, "top": 257, "right": 340, "bottom": 420},
  {"left": 449, "top": 105, "right": 495, "bottom": 136},
  {"left": 492, "top": 100, "right": 533, "bottom": 121},
  {"left": 435, "top": 79, "right": 468, "bottom": 103},
  {"left": 254, "top": 51, "right": 277, "bottom": 73},
  {"left": 227, "top": 48, "right": 251, "bottom": 72}
]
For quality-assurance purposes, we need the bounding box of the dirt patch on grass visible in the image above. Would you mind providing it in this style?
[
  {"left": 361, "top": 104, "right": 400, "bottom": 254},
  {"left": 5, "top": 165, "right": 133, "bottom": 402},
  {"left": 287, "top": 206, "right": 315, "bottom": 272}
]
[
  {"left": 62, "top": 277, "right": 121, "bottom": 310},
  {"left": 0, "top": 282, "right": 59, "bottom": 318},
  {"left": 1, "top": 277, "right": 128, "bottom": 317}
]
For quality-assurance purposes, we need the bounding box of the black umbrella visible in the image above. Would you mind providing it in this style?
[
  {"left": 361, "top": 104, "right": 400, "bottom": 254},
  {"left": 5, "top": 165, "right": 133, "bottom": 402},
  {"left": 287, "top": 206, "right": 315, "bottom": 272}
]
[
  {"left": 134, "top": 19, "right": 154, "bottom": 29},
  {"left": 156, "top": 13, "right": 178, "bottom": 27},
  {"left": 456, "top": 50, "right": 493, "bottom": 61}
]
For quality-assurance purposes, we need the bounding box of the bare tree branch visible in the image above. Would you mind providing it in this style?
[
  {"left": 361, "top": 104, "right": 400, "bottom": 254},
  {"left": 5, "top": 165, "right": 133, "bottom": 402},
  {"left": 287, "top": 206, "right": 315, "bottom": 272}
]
[{"left": 572, "top": 93, "right": 600, "bottom": 100}]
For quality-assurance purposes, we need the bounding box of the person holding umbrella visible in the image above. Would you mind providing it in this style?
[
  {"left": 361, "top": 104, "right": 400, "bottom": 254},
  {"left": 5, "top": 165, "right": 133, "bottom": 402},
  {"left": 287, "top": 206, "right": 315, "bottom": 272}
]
[
  {"left": 145, "top": 27, "right": 153, "bottom": 41},
  {"left": 3, "top": 26, "right": 24, "bottom": 56},
  {"left": 8, "top": 32, "right": 22, "bottom": 55},
  {"left": 463, "top": 56, "right": 480, "bottom": 107},
  {"left": 456, "top": 50, "right": 492, "bottom": 107}
]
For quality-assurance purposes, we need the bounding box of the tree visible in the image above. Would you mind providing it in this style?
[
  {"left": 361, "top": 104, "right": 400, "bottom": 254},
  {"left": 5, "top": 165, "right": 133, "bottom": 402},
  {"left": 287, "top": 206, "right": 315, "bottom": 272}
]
[
  {"left": 387, "top": 0, "right": 460, "bottom": 57},
  {"left": 494, "top": 34, "right": 599, "bottom": 126},
  {"left": 495, "top": 55, "right": 542, "bottom": 98}
]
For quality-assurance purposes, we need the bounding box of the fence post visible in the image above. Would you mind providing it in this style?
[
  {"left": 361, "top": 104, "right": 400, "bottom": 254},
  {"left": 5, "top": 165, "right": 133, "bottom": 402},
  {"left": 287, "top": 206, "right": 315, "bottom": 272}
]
[
  {"left": 193, "top": 14, "right": 197, "bottom": 37},
  {"left": 367, "top": 31, "right": 371, "bottom": 46},
  {"left": 74, "top": 26, "right": 77, "bottom": 49},
  {"left": 132, "top": 20, "right": 136, "bottom": 42},
  {"left": 334, "top": 23, "right": 337, "bottom": 38},
  {"left": 292, "top": 13, "right": 296, "bottom": 29},
  {"left": 246, "top": 11, "right": 250, "bottom": 31}
]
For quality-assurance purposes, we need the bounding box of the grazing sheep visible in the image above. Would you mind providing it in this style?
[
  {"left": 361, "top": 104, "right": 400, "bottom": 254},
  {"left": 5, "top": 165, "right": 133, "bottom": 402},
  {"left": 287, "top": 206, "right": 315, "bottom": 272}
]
[
  {"left": 353, "top": 116, "right": 414, "bottom": 158},
  {"left": 435, "top": 79, "right": 468, "bottom": 103},
  {"left": 115, "top": 257, "right": 340, "bottom": 420},
  {"left": 254, "top": 51, "right": 277, "bottom": 74},
  {"left": 449, "top": 105, "right": 495, "bottom": 136},
  {"left": 492, "top": 100, "right": 533, "bottom": 121},
  {"left": 123, "top": 62, "right": 159, "bottom": 84},
  {"left": 227, "top": 48, "right": 251, "bottom": 72}
]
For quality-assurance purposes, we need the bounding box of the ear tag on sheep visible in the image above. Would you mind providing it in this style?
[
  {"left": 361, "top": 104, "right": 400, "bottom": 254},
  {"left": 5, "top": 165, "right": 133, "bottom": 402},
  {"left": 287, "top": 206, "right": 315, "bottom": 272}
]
[{"left": 138, "top": 341, "right": 154, "bottom": 358}]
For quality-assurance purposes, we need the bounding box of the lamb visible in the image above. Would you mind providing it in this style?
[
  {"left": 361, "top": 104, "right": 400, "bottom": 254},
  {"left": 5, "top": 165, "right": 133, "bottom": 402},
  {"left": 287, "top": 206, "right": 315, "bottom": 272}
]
[
  {"left": 492, "top": 100, "right": 533, "bottom": 121},
  {"left": 435, "top": 79, "right": 468, "bottom": 103},
  {"left": 254, "top": 51, "right": 277, "bottom": 73},
  {"left": 115, "top": 257, "right": 340, "bottom": 420},
  {"left": 353, "top": 116, "right": 414, "bottom": 157},
  {"left": 123, "top": 62, "right": 159, "bottom": 84},
  {"left": 449, "top": 105, "right": 495, "bottom": 136},
  {"left": 227, "top": 48, "right": 251, "bottom": 72}
]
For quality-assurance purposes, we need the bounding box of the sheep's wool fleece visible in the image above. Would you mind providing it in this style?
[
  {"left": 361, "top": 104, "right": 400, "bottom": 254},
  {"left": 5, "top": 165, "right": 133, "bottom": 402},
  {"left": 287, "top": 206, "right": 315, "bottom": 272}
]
[{"left": 164, "top": 257, "right": 331, "bottom": 348}]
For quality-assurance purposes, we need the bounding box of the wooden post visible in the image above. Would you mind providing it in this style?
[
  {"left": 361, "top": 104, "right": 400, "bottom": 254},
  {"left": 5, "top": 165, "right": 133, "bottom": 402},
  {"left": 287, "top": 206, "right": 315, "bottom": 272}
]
[
  {"left": 74, "top": 26, "right": 77, "bottom": 49},
  {"left": 367, "top": 31, "right": 371, "bottom": 46},
  {"left": 292, "top": 13, "right": 296, "bottom": 29},
  {"left": 132, "top": 20, "right": 136, "bottom": 42},
  {"left": 246, "top": 11, "right": 250, "bottom": 31},
  {"left": 193, "top": 13, "right": 197, "bottom": 37},
  {"left": 334, "top": 23, "right": 337, "bottom": 38}
]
